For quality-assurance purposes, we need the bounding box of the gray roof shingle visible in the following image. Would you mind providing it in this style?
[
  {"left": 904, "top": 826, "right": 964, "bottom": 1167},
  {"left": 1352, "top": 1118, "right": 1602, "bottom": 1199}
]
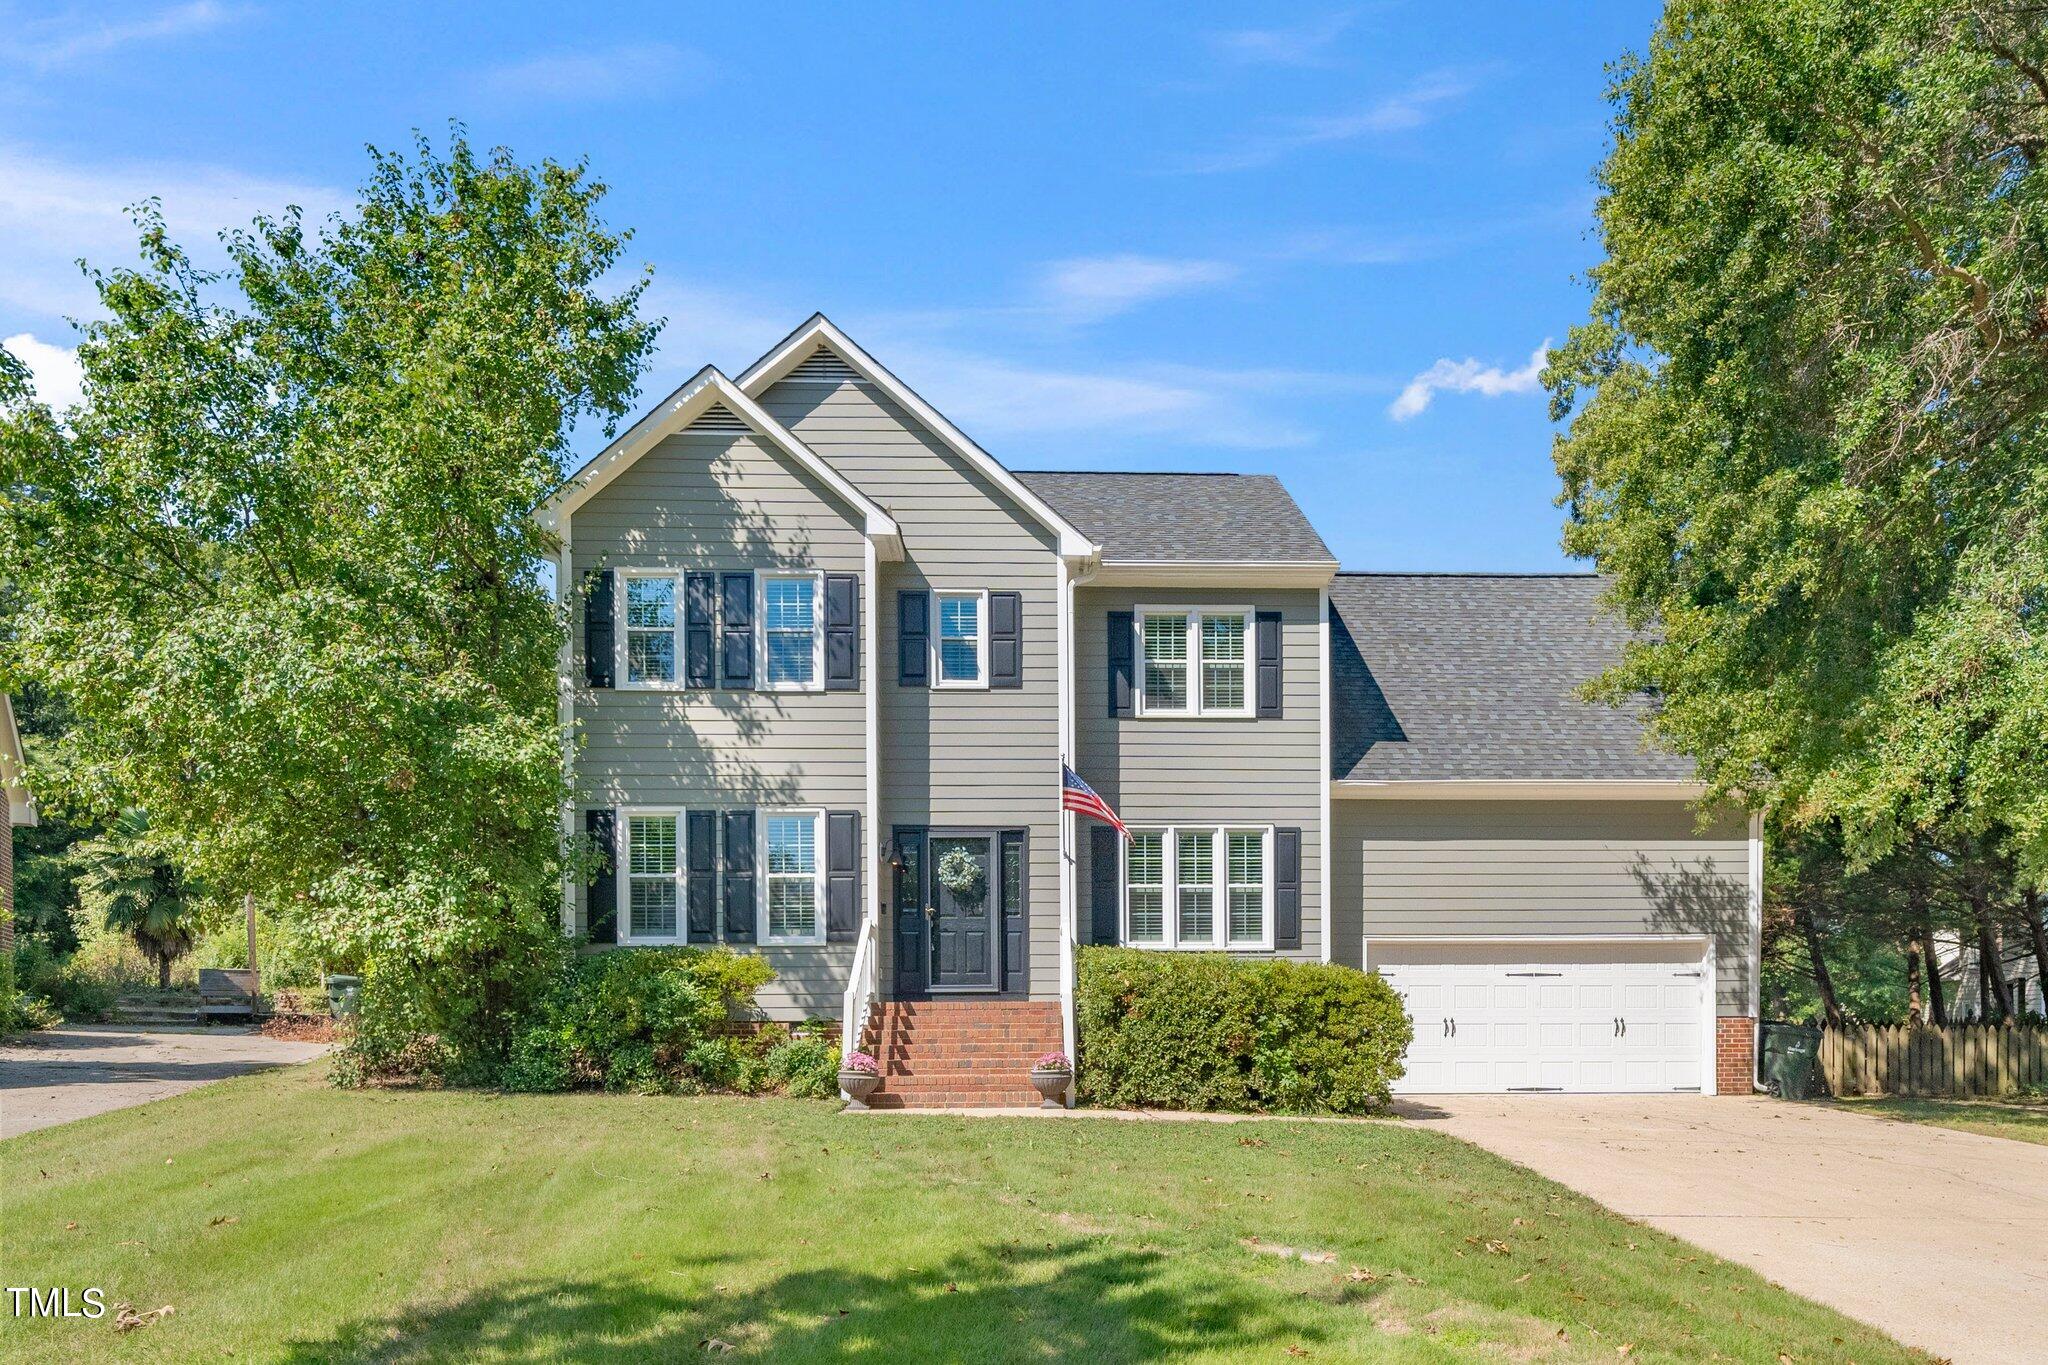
[
  {"left": 1015, "top": 471, "right": 1336, "bottom": 564},
  {"left": 1330, "top": 573, "right": 1694, "bottom": 783}
]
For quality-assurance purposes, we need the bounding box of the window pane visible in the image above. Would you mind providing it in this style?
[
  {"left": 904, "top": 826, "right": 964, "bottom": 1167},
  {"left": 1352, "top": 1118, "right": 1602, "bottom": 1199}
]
[
  {"left": 939, "top": 595, "right": 979, "bottom": 638},
  {"left": 630, "top": 880, "right": 678, "bottom": 938},
  {"left": 764, "top": 579, "right": 814, "bottom": 630},
  {"left": 939, "top": 638, "right": 979, "bottom": 681},
  {"left": 1178, "top": 832, "right": 1214, "bottom": 941},
  {"left": 1228, "top": 832, "right": 1262, "bottom": 885},
  {"left": 937, "top": 595, "right": 981, "bottom": 682},
  {"left": 1200, "top": 616, "right": 1246, "bottom": 711},
  {"left": 768, "top": 877, "right": 815, "bottom": 939},
  {"left": 1143, "top": 615, "right": 1187, "bottom": 663},
  {"left": 1177, "top": 831, "right": 1213, "bottom": 886},
  {"left": 1228, "top": 888, "right": 1262, "bottom": 943},
  {"left": 629, "top": 817, "right": 677, "bottom": 876},
  {"left": 766, "top": 815, "right": 816, "bottom": 874},
  {"left": 625, "top": 578, "right": 675, "bottom": 629},
  {"left": 1128, "top": 889, "right": 1164, "bottom": 942},
  {"left": 1127, "top": 833, "right": 1163, "bottom": 885},
  {"left": 1142, "top": 615, "right": 1188, "bottom": 708},
  {"left": 627, "top": 631, "right": 676, "bottom": 683},
  {"left": 1179, "top": 888, "right": 1213, "bottom": 940},
  {"left": 1001, "top": 835, "right": 1022, "bottom": 917},
  {"left": 767, "top": 631, "right": 813, "bottom": 685}
]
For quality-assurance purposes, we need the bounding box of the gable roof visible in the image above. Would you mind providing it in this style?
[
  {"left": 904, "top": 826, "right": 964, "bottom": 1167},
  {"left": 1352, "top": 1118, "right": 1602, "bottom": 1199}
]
[
  {"left": 2, "top": 693, "right": 35, "bottom": 827},
  {"left": 1330, "top": 573, "right": 1696, "bottom": 785},
  {"left": 539, "top": 365, "right": 903, "bottom": 559},
  {"left": 737, "top": 315, "right": 1099, "bottom": 560},
  {"left": 1015, "top": 471, "right": 1337, "bottom": 567}
]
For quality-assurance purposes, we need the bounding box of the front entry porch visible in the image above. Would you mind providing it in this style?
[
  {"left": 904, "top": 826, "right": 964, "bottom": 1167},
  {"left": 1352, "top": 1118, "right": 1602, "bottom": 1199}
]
[{"left": 889, "top": 826, "right": 1029, "bottom": 999}]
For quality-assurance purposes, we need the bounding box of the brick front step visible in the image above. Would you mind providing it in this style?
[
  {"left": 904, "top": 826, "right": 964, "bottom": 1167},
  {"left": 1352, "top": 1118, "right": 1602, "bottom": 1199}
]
[{"left": 859, "top": 999, "right": 1064, "bottom": 1111}]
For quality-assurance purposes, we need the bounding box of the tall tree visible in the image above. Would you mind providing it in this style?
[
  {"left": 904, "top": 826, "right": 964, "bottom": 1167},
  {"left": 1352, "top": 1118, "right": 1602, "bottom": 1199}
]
[
  {"left": 1547, "top": 2, "right": 2048, "bottom": 880},
  {"left": 0, "top": 130, "right": 656, "bottom": 1066},
  {"left": 71, "top": 810, "right": 204, "bottom": 989}
]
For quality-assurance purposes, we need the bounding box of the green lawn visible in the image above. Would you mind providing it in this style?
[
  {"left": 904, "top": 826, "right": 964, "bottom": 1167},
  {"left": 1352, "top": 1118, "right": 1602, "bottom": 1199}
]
[
  {"left": 1, "top": 1064, "right": 1920, "bottom": 1364},
  {"left": 1835, "top": 1095, "right": 2048, "bottom": 1147}
]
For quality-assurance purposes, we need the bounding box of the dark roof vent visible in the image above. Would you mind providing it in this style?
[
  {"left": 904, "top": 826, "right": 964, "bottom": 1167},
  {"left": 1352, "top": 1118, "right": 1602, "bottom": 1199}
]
[
  {"left": 687, "top": 403, "right": 750, "bottom": 433},
  {"left": 782, "top": 346, "right": 861, "bottom": 384}
]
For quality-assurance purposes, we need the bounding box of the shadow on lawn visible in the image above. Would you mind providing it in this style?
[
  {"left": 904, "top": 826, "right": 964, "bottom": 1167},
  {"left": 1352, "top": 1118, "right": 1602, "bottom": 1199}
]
[{"left": 277, "top": 1238, "right": 1349, "bottom": 1363}]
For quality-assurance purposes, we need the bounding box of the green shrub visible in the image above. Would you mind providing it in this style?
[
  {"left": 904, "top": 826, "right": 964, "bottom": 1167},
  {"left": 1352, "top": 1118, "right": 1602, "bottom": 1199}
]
[
  {"left": 1076, "top": 948, "right": 1411, "bottom": 1115},
  {"left": 11, "top": 938, "right": 119, "bottom": 1023},
  {"left": 763, "top": 1035, "right": 842, "bottom": 1099}
]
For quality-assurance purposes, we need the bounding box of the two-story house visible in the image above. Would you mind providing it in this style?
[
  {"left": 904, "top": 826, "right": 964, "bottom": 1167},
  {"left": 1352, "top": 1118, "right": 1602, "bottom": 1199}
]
[{"left": 540, "top": 316, "right": 1761, "bottom": 1107}]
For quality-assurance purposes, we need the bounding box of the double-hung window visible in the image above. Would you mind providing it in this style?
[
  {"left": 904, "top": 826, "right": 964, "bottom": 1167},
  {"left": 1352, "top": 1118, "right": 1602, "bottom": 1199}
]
[
  {"left": 1136, "top": 608, "right": 1252, "bottom": 716},
  {"left": 760, "top": 574, "right": 822, "bottom": 691},
  {"left": 624, "top": 576, "right": 678, "bottom": 685},
  {"left": 1122, "top": 825, "right": 1272, "bottom": 950},
  {"left": 762, "top": 810, "right": 825, "bottom": 945},
  {"left": 933, "top": 590, "right": 987, "bottom": 688},
  {"left": 623, "top": 813, "right": 683, "bottom": 943}
]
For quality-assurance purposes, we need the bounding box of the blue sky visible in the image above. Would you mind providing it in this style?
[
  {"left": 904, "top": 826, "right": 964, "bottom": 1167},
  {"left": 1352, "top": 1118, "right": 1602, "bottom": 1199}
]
[{"left": 1, "top": 1, "right": 1659, "bottom": 571}]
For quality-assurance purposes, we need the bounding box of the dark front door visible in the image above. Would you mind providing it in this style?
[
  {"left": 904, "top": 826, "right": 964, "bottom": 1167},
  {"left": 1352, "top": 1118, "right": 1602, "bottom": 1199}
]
[{"left": 928, "top": 833, "right": 996, "bottom": 990}]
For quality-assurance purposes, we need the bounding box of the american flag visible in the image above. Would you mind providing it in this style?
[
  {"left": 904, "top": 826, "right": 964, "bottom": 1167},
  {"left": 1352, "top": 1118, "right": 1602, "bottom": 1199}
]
[{"left": 1062, "top": 764, "right": 1130, "bottom": 840}]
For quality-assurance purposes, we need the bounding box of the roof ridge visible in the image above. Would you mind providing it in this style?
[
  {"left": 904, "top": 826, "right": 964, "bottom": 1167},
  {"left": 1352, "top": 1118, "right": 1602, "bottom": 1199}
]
[
  {"left": 1335, "top": 570, "right": 1599, "bottom": 579},
  {"left": 1014, "top": 469, "right": 1263, "bottom": 478}
]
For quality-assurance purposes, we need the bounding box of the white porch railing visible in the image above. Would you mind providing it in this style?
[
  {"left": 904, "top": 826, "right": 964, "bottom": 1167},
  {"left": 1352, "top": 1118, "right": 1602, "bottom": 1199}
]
[{"left": 841, "top": 915, "right": 879, "bottom": 1059}]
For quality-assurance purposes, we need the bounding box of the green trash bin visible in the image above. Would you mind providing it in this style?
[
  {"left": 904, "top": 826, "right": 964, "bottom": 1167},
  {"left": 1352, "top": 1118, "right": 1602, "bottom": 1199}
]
[
  {"left": 1760, "top": 1022, "right": 1821, "bottom": 1099},
  {"left": 324, "top": 974, "right": 362, "bottom": 1019}
]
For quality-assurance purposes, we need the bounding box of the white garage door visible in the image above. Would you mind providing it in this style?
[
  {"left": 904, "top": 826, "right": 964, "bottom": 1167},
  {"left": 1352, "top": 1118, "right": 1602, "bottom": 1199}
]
[{"left": 1374, "top": 943, "right": 1710, "bottom": 1094}]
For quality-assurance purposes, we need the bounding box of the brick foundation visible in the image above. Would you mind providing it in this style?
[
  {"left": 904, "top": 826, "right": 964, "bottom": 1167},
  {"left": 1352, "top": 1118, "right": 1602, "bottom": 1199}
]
[
  {"left": 1716, "top": 1016, "right": 1757, "bottom": 1095},
  {"left": 861, "top": 1000, "right": 1065, "bottom": 1108}
]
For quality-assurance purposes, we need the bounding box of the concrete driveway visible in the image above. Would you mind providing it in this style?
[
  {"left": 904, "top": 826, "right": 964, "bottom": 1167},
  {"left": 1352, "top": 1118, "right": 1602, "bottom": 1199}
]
[
  {"left": 1408, "top": 1095, "right": 2048, "bottom": 1365},
  {"left": 0, "top": 1025, "right": 327, "bottom": 1139}
]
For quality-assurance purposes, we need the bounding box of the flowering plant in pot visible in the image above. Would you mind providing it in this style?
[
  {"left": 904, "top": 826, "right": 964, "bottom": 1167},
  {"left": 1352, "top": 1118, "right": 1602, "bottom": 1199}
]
[
  {"left": 1029, "top": 1050, "right": 1071, "bottom": 1109},
  {"left": 839, "top": 1050, "right": 882, "bottom": 1110}
]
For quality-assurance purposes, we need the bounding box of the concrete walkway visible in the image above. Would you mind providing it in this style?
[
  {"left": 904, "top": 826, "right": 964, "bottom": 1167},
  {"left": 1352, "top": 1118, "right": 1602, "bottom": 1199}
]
[
  {"left": 1407, "top": 1094, "right": 2048, "bottom": 1365},
  {"left": 0, "top": 1025, "right": 327, "bottom": 1139}
]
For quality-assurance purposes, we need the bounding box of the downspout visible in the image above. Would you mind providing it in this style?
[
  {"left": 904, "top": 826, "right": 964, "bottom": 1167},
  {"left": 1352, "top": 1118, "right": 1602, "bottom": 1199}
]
[
  {"left": 556, "top": 518, "right": 577, "bottom": 935},
  {"left": 1318, "top": 584, "right": 1333, "bottom": 965},
  {"left": 1749, "top": 810, "right": 1769, "bottom": 1094},
  {"left": 1057, "top": 553, "right": 1098, "bottom": 1106}
]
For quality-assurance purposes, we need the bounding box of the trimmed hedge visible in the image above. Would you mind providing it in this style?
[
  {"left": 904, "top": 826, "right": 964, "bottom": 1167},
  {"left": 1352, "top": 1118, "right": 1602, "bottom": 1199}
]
[{"left": 1076, "top": 948, "right": 1411, "bottom": 1114}]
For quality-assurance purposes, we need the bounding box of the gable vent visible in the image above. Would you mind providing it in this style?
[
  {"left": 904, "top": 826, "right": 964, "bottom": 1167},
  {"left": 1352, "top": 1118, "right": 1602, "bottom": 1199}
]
[
  {"left": 686, "top": 403, "right": 750, "bottom": 433},
  {"left": 782, "top": 347, "right": 862, "bottom": 384}
]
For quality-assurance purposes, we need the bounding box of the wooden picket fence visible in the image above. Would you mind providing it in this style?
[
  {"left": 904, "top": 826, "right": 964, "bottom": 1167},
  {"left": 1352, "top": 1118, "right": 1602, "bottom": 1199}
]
[{"left": 1819, "top": 1023, "right": 2048, "bottom": 1098}]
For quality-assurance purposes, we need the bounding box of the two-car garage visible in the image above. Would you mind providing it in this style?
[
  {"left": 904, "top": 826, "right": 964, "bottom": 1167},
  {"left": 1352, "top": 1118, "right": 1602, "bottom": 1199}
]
[{"left": 1369, "top": 940, "right": 1714, "bottom": 1094}]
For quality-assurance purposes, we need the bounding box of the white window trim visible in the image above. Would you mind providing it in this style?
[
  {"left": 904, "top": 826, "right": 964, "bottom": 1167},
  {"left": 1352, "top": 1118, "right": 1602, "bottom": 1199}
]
[
  {"left": 616, "top": 807, "right": 687, "bottom": 946},
  {"left": 616, "top": 570, "right": 683, "bottom": 690},
  {"left": 758, "top": 571, "right": 826, "bottom": 694},
  {"left": 1132, "top": 606, "right": 1255, "bottom": 719},
  {"left": 1122, "top": 824, "right": 1274, "bottom": 951},
  {"left": 758, "top": 807, "right": 828, "bottom": 946},
  {"left": 930, "top": 588, "right": 991, "bottom": 691}
]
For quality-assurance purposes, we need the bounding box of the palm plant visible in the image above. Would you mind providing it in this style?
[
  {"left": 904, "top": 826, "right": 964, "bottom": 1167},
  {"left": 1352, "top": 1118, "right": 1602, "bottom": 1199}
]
[{"left": 71, "top": 809, "right": 205, "bottom": 989}]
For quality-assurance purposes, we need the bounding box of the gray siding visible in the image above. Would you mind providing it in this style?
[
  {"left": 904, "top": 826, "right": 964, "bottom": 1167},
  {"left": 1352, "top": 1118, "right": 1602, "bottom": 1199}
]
[
  {"left": 1073, "top": 586, "right": 1325, "bottom": 961},
  {"left": 569, "top": 428, "right": 869, "bottom": 1020},
  {"left": 1333, "top": 799, "right": 1755, "bottom": 1014},
  {"left": 760, "top": 379, "right": 1064, "bottom": 1001}
]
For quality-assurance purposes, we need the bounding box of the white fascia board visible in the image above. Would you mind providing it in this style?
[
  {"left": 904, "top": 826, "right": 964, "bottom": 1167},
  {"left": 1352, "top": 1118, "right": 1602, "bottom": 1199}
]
[
  {"left": 1333, "top": 779, "right": 1709, "bottom": 801},
  {"left": 1089, "top": 559, "right": 1339, "bottom": 589},
  {"left": 736, "top": 314, "right": 1100, "bottom": 562},
  {"left": 537, "top": 366, "right": 902, "bottom": 560},
  {"left": 1, "top": 694, "right": 35, "bottom": 827}
]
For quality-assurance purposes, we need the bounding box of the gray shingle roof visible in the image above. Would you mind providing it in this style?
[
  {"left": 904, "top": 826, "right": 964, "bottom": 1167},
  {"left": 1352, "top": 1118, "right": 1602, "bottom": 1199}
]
[
  {"left": 1330, "top": 573, "right": 1694, "bottom": 783},
  {"left": 1015, "top": 471, "right": 1336, "bottom": 564}
]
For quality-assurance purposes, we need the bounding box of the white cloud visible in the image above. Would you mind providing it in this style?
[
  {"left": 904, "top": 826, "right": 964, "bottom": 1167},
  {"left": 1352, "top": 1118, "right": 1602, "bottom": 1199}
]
[
  {"left": 1388, "top": 340, "right": 1550, "bottom": 421},
  {"left": 1174, "top": 70, "right": 1474, "bottom": 173},
  {"left": 4, "top": 332, "right": 84, "bottom": 411},
  {"left": 467, "top": 43, "right": 711, "bottom": 103},
  {"left": 1034, "top": 254, "right": 1238, "bottom": 323},
  {"left": 0, "top": 144, "right": 344, "bottom": 321},
  {"left": 2, "top": 2, "right": 244, "bottom": 68},
  {"left": 1206, "top": 13, "right": 1356, "bottom": 67}
]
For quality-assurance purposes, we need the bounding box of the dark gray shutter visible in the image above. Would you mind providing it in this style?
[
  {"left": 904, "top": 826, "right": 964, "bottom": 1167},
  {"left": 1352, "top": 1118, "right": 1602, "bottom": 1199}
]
[
  {"left": 684, "top": 572, "right": 716, "bottom": 688},
  {"left": 1089, "top": 825, "right": 1120, "bottom": 946},
  {"left": 1001, "top": 830, "right": 1027, "bottom": 993},
  {"left": 826, "top": 810, "right": 860, "bottom": 941},
  {"left": 989, "top": 591, "right": 1022, "bottom": 689},
  {"left": 584, "top": 808, "right": 617, "bottom": 944},
  {"left": 685, "top": 809, "right": 718, "bottom": 943},
  {"left": 898, "top": 590, "right": 930, "bottom": 687},
  {"left": 892, "top": 827, "right": 928, "bottom": 994},
  {"left": 720, "top": 572, "right": 754, "bottom": 688},
  {"left": 1274, "top": 827, "right": 1301, "bottom": 950},
  {"left": 1106, "top": 611, "right": 1135, "bottom": 717},
  {"left": 722, "top": 809, "right": 756, "bottom": 942},
  {"left": 584, "top": 570, "right": 615, "bottom": 689},
  {"left": 1256, "top": 610, "right": 1283, "bottom": 718},
  {"left": 825, "top": 574, "right": 860, "bottom": 691}
]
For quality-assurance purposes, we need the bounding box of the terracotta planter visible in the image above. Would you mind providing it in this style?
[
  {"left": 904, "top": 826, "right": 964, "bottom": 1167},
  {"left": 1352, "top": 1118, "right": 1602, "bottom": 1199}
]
[
  {"left": 1030, "top": 1068, "right": 1071, "bottom": 1109},
  {"left": 839, "top": 1069, "right": 882, "bottom": 1110}
]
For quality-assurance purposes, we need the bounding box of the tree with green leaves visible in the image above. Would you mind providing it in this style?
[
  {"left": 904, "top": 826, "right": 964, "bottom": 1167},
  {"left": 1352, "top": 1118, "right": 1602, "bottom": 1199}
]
[
  {"left": 71, "top": 809, "right": 206, "bottom": 990},
  {"left": 0, "top": 129, "right": 657, "bottom": 1071},
  {"left": 1548, "top": 3, "right": 2048, "bottom": 885}
]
